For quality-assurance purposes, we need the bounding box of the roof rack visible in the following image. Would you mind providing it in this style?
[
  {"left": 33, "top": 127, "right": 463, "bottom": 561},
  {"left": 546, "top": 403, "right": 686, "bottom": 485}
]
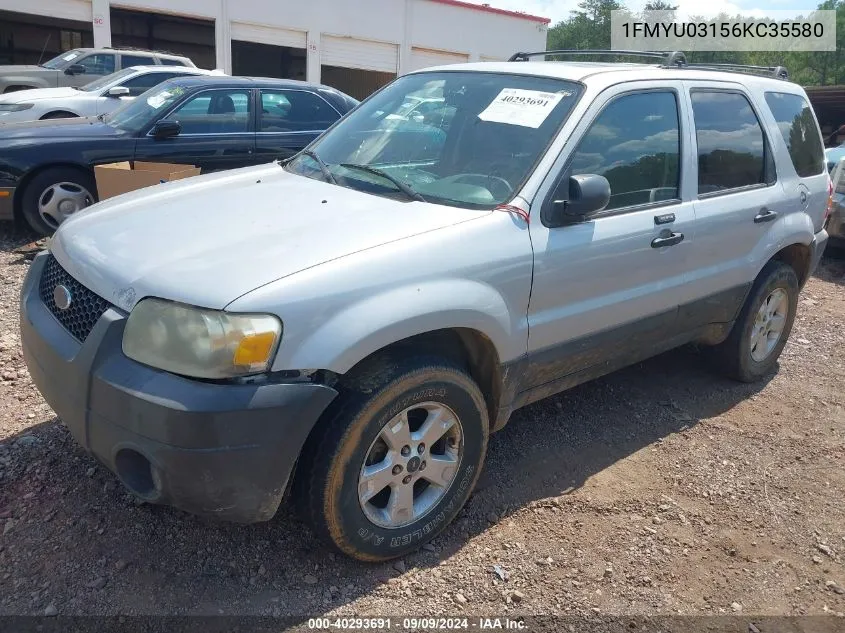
[
  {"left": 682, "top": 62, "right": 789, "bottom": 80},
  {"left": 508, "top": 49, "right": 789, "bottom": 80},
  {"left": 508, "top": 49, "right": 687, "bottom": 66}
]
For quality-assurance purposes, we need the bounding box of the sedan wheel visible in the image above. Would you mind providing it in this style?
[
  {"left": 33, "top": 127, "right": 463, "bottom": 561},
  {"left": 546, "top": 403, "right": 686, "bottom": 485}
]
[{"left": 37, "top": 182, "right": 94, "bottom": 230}]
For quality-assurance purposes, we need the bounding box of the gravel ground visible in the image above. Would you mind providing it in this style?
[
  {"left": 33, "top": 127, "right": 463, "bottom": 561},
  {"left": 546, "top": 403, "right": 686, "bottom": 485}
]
[{"left": 0, "top": 223, "right": 844, "bottom": 623}]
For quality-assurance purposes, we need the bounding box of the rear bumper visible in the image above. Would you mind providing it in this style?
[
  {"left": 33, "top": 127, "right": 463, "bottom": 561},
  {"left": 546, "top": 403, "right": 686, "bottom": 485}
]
[
  {"left": 20, "top": 252, "right": 338, "bottom": 522},
  {"left": 809, "top": 228, "right": 829, "bottom": 279},
  {"left": 0, "top": 187, "right": 14, "bottom": 221}
]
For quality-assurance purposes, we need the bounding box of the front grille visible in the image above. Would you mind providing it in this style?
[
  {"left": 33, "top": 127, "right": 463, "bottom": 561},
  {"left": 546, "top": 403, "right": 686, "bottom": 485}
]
[{"left": 38, "top": 254, "right": 111, "bottom": 342}]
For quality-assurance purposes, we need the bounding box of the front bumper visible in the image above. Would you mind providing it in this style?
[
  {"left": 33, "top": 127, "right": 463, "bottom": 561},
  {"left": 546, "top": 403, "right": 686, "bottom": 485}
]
[
  {"left": 20, "top": 252, "right": 338, "bottom": 522},
  {"left": 0, "top": 187, "right": 14, "bottom": 221}
]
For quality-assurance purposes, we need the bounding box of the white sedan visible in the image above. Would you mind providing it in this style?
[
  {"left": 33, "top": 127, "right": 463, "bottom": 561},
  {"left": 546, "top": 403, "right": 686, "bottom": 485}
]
[{"left": 0, "top": 65, "right": 223, "bottom": 124}]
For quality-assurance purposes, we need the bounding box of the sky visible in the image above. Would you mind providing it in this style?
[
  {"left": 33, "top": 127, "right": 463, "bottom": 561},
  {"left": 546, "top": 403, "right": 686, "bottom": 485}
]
[{"left": 461, "top": 0, "right": 822, "bottom": 23}]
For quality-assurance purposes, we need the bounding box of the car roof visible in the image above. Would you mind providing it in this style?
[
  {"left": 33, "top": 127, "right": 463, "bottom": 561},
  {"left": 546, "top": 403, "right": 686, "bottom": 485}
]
[
  {"left": 72, "top": 47, "right": 189, "bottom": 59},
  {"left": 410, "top": 61, "right": 805, "bottom": 94},
  {"left": 124, "top": 65, "right": 216, "bottom": 74},
  {"left": 163, "top": 75, "right": 343, "bottom": 92}
]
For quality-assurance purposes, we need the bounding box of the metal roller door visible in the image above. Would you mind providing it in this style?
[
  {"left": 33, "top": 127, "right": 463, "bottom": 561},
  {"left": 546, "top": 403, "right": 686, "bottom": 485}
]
[
  {"left": 409, "top": 47, "right": 469, "bottom": 72},
  {"left": 230, "top": 22, "right": 306, "bottom": 49},
  {"left": 321, "top": 35, "right": 398, "bottom": 73}
]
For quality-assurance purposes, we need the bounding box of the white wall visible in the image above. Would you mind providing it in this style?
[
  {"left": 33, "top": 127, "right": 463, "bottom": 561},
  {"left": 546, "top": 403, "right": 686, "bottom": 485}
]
[{"left": 25, "top": 0, "right": 548, "bottom": 79}]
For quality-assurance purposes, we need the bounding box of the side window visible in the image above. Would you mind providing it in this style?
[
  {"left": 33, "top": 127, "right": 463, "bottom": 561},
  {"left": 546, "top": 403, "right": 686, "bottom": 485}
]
[
  {"left": 167, "top": 89, "right": 252, "bottom": 134},
  {"left": 121, "top": 54, "right": 155, "bottom": 68},
  {"left": 569, "top": 91, "right": 680, "bottom": 210},
  {"left": 259, "top": 89, "right": 340, "bottom": 132},
  {"left": 159, "top": 57, "right": 189, "bottom": 66},
  {"left": 120, "top": 72, "right": 182, "bottom": 97},
  {"left": 691, "top": 91, "right": 774, "bottom": 194},
  {"left": 764, "top": 92, "right": 825, "bottom": 178},
  {"left": 77, "top": 53, "right": 116, "bottom": 75}
]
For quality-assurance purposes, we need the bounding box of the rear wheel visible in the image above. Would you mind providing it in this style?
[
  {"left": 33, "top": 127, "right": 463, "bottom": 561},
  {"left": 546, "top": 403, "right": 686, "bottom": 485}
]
[
  {"left": 295, "top": 355, "right": 489, "bottom": 561},
  {"left": 20, "top": 167, "right": 96, "bottom": 236},
  {"left": 710, "top": 260, "right": 799, "bottom": 382}
]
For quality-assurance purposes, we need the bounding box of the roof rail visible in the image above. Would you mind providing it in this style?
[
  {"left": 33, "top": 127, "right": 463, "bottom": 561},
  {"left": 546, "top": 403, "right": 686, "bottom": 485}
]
[
  {"left": 681, "top": 62, "right": 789, "bottom": 80},
  {"left": 508, "top": 49, "right": 687, "bottom": 66},
  {"left": 103, "top": 45, "right": 187, "bottom": 58},
  {"left": 508, "top": 49, "right": 789, "bottom": 80}
]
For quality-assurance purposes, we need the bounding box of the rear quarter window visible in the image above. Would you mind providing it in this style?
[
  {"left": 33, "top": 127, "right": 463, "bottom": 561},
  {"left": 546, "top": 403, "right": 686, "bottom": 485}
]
[{"left": 764, "top": 92, "right": 825, "bottom": 178}]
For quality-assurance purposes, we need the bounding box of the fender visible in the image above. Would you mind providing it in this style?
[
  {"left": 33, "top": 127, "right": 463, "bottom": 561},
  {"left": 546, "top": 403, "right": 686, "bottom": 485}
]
[
  {"left": 276, "top": 279, "right": 522, "bottom": 374},
  {"left": 749, "top": 210, "right": 815, "bottom": 278}
]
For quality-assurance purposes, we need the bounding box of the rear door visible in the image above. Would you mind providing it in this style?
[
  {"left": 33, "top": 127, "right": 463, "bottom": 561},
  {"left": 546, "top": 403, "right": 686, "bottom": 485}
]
[
  {"left": 525, "top": 82, "right": 697, "bottom": 392},
  {"left": 133, "top": 87, "right": 256, "bottom": 173},
  {"left": 255, "top": 88, "right": 343, "bottom": 162},
  {"left": 682, "top": 81, "right": 791, "bottom": 303}
]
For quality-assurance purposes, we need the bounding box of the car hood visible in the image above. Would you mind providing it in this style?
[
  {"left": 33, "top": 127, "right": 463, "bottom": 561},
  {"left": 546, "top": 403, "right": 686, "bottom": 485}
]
[
  {"left": 0, "top": 65, "right": 49, "bottom": 74},
  {"left": 50, "top": 163, "right": 487, "bottom": 311},
  {"left": 0, "top": 87, "right": 78, "bottom": 103}
]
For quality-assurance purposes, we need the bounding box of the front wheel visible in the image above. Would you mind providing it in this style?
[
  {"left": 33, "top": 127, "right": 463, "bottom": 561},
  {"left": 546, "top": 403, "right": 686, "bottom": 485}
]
[
  {"left": 295, "top": 356, "right": 489, "bottom": 561},
  {"left": 710, "top": 260, "right": 799, "bottom": 382},
  {"left": 20, "top": 167, "right": 96, "bottom": 236}
]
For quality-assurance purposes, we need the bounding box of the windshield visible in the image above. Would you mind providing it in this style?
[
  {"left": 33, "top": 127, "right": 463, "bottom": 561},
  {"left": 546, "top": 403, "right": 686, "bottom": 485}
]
[
  {"left": 42, "top": 49, "right": 83, "bottom": 70},
  {"left": 105, "top": 80, "right": 187, "bottom": 132},
  {"left": 79, "top": 68, "right": 135, "bottom": 92},
  {"left": 285, "top": 71, "right": 582, "bottom": 208}
]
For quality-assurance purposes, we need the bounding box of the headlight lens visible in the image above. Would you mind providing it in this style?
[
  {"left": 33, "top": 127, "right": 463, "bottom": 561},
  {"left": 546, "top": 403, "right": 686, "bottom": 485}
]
[
  {"left": 0, "top": 103, "right": 34, "bottom": 112},
  {"left": 122, "top": 298, "right": 282, "bottom": 379}
]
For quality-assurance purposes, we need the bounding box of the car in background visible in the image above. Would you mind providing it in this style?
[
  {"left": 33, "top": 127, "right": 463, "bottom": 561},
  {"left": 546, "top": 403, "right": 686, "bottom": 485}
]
[
  {"left": 0, "top": 66, "right": 224, "bottom": 123},
  {"left": 826, "top": 154, "right": 845, "bottom": 249},
  {"left": 0, "top": 47, "right": 195, "bottom": 93},
  {"left": 0, "top": 75, "right": 358, "bottom": 236}
]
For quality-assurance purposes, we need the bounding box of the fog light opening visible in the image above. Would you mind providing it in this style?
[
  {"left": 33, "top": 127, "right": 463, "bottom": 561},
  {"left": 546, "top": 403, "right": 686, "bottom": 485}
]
[{"left": 114, "top": 449, "right": 159, "bottom": 500}]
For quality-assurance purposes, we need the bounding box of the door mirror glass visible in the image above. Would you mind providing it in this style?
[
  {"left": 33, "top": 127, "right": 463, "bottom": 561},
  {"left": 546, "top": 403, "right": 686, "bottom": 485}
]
[
  {"left": 152, "top": 119, "right": 181, "bottom": 139},
  {"left": 65, "top": 64, "right": 86, "bottom": 75},
  {"left": 545, "top": 174, "right": 611, "bottom": 227},
  {"left": 107, "top": 86, "right": 131, "bottom": 97}
]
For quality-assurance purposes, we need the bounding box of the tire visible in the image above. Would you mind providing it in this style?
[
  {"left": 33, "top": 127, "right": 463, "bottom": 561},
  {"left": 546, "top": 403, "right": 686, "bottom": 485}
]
[
  {"left": 295, "top": 354, "right": 489, "bottom": 561},
  {"left": 20, "top": 167, "right": 96, "bottom": 237},
  {"left": 711, "top": 260, "right": 799, "bottom": 382}
]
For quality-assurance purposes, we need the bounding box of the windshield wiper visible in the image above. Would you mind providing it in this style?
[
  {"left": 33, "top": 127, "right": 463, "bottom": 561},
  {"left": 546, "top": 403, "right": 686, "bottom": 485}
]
[
  {"left": 300, "top": 149, "right": 337, "bottom": 184},
  {"left": 339, "top": 163, "right": 426, "bottom": 202}
]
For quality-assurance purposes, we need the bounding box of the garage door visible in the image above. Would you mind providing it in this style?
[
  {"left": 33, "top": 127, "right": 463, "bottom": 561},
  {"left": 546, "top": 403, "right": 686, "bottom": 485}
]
[
  {"left": 409, "top": 47, "right": 469, "bottom": 72},
  {"left": 231, "top": 22, "right": 306, "bottom": 49},
  {"left": 321, "top": 35, "right": 398, "bottom": 73},
  {"left": 5, "top": 0, "right": 89, "bottom": 22}
]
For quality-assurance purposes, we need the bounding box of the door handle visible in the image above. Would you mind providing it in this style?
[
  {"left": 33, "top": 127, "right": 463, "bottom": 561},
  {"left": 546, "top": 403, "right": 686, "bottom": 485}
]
[
  {"left": 754, "top": 208, "right": 778, "bottom": 223},
  {"left": 651, "top": 231, "right": 684, "bottom": 248}
]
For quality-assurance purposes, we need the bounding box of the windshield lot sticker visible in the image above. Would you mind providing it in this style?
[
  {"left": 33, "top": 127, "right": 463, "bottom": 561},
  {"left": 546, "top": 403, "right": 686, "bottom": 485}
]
[
  {"left": 147, "top": 91, "right": 172, "bottom": 108},
  {"left": 62, "top": 52, "right": 80, "bottom": 61},
  {"left": 478, "top": 88, "right": 568, "bottom": 128}
]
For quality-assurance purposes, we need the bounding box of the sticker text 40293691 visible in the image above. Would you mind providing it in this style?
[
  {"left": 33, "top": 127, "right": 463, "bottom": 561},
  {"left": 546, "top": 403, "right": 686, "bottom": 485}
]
[{"left": 478, "top": 88, "right": 573, "bottom": 129}]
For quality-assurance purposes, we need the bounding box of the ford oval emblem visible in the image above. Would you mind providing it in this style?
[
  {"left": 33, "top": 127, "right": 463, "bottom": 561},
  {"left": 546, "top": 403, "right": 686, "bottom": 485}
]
[{"left": 53, "top": 285, "right": 72, "bottom": 311}]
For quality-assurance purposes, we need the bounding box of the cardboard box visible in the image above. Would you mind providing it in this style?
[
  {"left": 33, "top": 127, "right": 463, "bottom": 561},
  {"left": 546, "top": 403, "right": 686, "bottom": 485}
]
[{"left": 94, "top": 161, "right": 201, "bottom": 201}]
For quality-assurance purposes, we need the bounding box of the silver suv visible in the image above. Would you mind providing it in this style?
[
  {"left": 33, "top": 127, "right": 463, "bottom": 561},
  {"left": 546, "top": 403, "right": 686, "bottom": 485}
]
[
  {"left": 20, "top": 51, "right": 830, "bottom": 561},
  {"left": 0, "top": 47, "right": 195, "bottom": 93}
]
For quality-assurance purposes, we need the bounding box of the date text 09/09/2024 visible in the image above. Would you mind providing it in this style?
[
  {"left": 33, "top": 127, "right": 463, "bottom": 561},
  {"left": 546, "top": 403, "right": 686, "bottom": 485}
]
[{"left": 307, "top": 617, "right": 528, "bottom": 630}]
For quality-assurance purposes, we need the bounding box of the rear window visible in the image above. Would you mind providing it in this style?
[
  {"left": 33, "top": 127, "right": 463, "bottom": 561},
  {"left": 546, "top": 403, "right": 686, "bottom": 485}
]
[{"left": 764, "top": 92, "right": 825, "bottom": 178}]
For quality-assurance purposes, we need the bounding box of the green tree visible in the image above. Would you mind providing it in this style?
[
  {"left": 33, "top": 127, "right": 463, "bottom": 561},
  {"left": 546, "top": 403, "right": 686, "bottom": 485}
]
[{"left": 643, "top": 1, "right": 678, "bottom": 9}]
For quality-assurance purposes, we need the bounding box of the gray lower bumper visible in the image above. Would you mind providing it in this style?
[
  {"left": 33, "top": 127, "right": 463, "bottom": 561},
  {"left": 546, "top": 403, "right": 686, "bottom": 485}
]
[{"left": 20, "top": 252, "right": 338, "bottom": 522}]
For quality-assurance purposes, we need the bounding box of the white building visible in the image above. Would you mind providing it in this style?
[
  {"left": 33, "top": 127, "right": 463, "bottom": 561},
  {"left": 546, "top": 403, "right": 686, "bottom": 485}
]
[{"left": 0, "top": 0, "right": 549, "bottom": 99}]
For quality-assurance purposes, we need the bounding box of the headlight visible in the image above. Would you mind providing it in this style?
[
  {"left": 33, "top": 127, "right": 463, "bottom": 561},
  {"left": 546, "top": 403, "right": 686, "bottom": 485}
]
[
  {"left": 122, "top": 298, "right": 282, "bottom": 379},
  {"left": 0, "top": 103, "right": 34, "bottom": 112}
]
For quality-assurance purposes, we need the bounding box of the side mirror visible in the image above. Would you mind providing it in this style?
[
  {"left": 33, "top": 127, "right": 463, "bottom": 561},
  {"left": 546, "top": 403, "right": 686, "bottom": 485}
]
[
  {"left": 65, "top": 64, "right": 86, "bottom": 76},
  {"left": 107, "top": 86, "right": 130, "bottom": 97},
  {"left": 544, "top": 174, "right": 611, "bottom": 227},
  {"left": 151, "top": 119, "right": 181, "bottom": 139}
]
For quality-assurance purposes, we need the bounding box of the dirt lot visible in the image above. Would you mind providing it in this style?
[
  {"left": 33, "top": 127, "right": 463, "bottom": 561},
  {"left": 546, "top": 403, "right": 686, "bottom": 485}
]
[{"left": 0, "top": 224, "right": 844, "bottom": 624}]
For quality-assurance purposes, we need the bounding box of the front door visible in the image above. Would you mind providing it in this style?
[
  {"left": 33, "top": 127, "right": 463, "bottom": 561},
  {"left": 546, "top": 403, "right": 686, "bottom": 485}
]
[
  {"left": 524, "top": 83, "right": 697, "bottom": 396},
  {"left": 133, "top": 87, "right": 256, "bottom": 173}
]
